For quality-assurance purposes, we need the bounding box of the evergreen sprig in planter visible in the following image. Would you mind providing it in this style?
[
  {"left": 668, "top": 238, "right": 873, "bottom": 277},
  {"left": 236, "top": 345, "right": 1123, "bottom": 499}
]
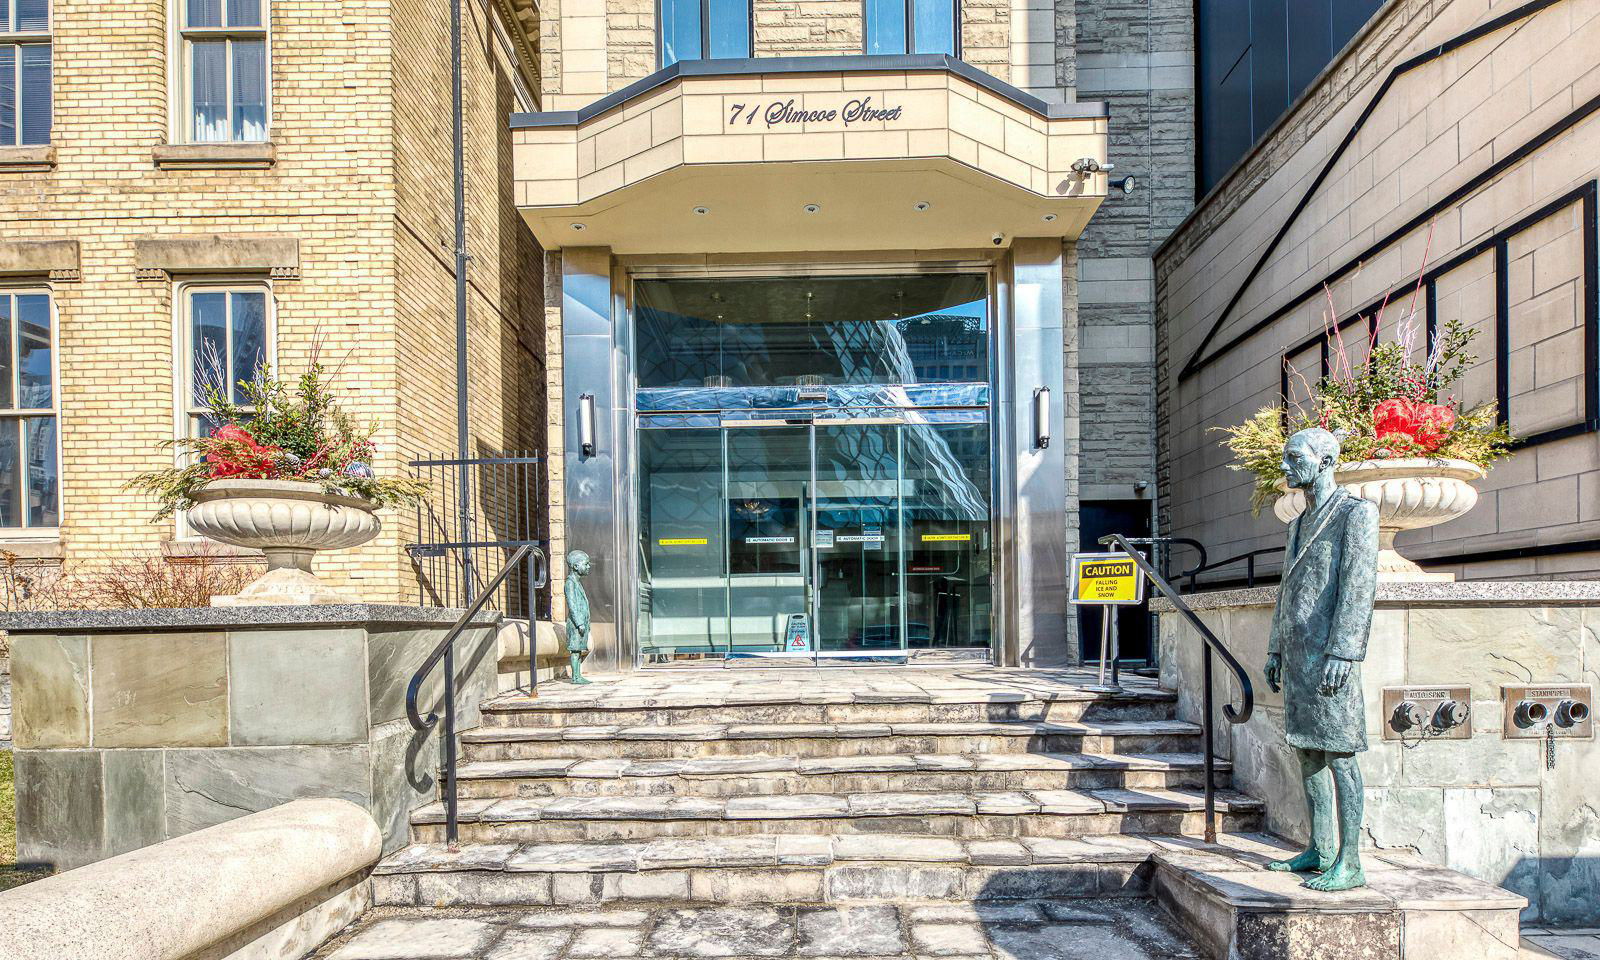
[
  {"left": 130, "top": 360, "right": 426, "bottom": 606},
  {"left": 1219, "top": 304, "right": 1512, "bottom": 581}
]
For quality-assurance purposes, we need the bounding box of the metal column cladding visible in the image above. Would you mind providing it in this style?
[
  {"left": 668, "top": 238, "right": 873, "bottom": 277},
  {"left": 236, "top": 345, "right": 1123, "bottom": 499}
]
[
  {"left": 562, "top": 247, "right": 624, "bottom": 673},
  {"left": 1008, "top": 238, "right": 1071, "bottom": 666}
]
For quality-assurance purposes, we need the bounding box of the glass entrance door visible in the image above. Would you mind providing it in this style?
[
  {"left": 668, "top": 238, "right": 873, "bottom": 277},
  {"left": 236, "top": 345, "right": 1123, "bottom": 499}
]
[{"left": 637, "top": 414, "right": 992, "bottom": 663}]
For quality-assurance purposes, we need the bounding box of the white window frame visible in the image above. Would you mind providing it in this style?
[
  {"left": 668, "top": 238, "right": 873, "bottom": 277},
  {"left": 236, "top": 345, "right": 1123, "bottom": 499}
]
[
  {"left": 0, "top": 285, "right": 61, "bottom": 539},
  {"left": 172, "top": 279, "right": 276, "bottom": 538},
  {"left": 171, "top": 0, "right": 272, "bottom": 144},
  {"left": 0, "top": 0, "right": 52, "bottom": 147}
]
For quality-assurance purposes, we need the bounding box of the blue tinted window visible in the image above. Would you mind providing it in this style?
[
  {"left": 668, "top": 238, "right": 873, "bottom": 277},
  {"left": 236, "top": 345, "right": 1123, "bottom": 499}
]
[
  {"left": 864, "top": 0, "right": 905, "bottom": 54},
  {"left": 865, "top": 0, "right": 954, "bottom": 56},
  {"left": 911, "top": 0, "right": 954, "bottom": 54},
  {"left": 660, "top": 0, "right": 748, "bottom": 66},
  {"left": 705, "top": 0, "right": 749, "bottom": 58}
]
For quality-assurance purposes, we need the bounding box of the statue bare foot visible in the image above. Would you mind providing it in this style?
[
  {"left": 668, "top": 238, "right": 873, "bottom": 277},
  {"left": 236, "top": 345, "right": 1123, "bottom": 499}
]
[
  {"left": 1266, "top": 848, "right": 1330, "bottom": 873},
  {"left": 1301, "top": 859, "right": 1364, "bottom": 891}
]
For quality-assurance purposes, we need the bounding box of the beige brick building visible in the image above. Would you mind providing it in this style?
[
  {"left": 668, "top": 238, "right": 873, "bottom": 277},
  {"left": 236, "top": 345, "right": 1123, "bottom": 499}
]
[{"left": 0, "top": 0, "right": 546, "bottom": 601}]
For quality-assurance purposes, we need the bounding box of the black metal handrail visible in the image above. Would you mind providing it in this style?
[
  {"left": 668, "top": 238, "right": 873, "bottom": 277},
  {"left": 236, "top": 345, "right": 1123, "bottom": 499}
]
[
  {"left": 1181, "top": 546, "right": 1286, "bottom": 591},
  {"left": 406, "top": 543, "right": 537, "bottom": 846},
  {"left": 1100, "top": 533, "right": 1254, "bottom": 843}
]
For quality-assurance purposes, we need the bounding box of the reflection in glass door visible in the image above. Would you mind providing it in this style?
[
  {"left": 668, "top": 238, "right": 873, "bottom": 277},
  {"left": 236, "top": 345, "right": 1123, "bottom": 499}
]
[{"left": 637, "top": 415, "right": 992, "bottom": 663}]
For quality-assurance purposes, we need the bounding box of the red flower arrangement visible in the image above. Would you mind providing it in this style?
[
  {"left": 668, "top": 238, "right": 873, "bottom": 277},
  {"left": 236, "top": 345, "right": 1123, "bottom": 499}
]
[{"left": 1372, "top": 398, "right": 1457, "bottom": 453}]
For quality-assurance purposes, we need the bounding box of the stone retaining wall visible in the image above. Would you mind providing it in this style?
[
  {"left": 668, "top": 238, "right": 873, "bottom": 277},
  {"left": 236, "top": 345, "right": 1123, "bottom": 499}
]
[
  {"left": 2, "top": 605, "right": 498, "bottom": 871},
  {"left": 1156, "top": 582, "right": 1600, "bottom": 924}
]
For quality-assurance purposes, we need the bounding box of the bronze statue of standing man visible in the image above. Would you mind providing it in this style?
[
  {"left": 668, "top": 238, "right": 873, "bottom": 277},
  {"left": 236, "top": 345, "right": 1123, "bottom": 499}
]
[{"left": 1264, "top": 428, "right": 1378, "bottom": 891}]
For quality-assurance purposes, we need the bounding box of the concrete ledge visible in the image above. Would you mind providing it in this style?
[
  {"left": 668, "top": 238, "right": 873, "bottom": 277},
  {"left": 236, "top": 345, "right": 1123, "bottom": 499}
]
[
  {"left": 0, "top": 798, "right": 380, "bottom": 960},
  {"left": 132, "top": 233, "right": 298, "bottom": 280},
  {"left": 152, "top": 141, "right": 276, "bottom": 169},
  {"left": 0, "top": 144, "right": 56, "bottom": 171},
  {"left": 1152, "top": 580, "right": 1600, "bottom": 612},
  {"left": 1150, "top": 840, "right": 1525, "bottom": 960},
  {"left": 0, "top": 238, "right": 77, "bottom": 279},
  {"left": 0, "top": 603, "right": 500, "bottom": 633}
]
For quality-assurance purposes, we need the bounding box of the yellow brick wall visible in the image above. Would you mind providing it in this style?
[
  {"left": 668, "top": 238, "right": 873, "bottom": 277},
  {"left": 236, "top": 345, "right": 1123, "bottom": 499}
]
[{"left": 2, "top": 0, "right": 546, "bottom": 604}]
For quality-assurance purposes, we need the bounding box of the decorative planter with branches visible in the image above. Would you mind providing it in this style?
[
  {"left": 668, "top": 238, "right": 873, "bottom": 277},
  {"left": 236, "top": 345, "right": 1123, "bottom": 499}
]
[
  {"left": 130, "top": 361, "right": 426, "bottom": 605},
  {"left": 1218, "top": 299, "right": 1513, "bottom": 580}
]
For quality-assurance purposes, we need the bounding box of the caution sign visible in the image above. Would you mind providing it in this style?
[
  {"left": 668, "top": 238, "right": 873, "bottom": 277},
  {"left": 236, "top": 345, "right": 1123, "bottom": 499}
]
[
  {"left": 783, "top": 613, "right": 811, "bottom": 651},
  {"left": 1069, "top": 552, "right": 1145, "bottom": 605}
]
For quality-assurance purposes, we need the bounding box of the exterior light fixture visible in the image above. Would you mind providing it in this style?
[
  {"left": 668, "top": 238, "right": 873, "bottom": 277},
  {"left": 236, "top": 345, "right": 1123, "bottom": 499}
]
[
  {"left": 1042, "top": 213, "right": 1058, "bottom": 222},
  {"left": 803, "top": 203, "right": 821, "bottom": 214},
  {"left": 693, "top": 206, "right": 710, "bottom": 215},
  {"left": 913, "top": 201, "right": 930, "bottom": 212},
  {"left": 1033, "top": 387, "right": 1051, "bottom": 449},
  {"left": 578, "top": 393, "right": 596, "bottom": 457},
  {"left": 570, "top": 222, "right": 587, "bottom": 231},
  {"left": 1111, "top": 176, "right": 1136, "bottom": 195}
]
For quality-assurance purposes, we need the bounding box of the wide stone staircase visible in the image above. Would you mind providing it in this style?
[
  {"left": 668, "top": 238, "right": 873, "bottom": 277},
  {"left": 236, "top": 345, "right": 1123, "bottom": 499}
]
[{"left": 373, "top": 669, "right": 1265, "bottom": 908}]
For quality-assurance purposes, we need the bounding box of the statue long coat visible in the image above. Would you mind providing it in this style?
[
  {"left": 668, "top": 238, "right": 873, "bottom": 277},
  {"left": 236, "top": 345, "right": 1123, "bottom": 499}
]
[{"left": 1268, "top": 489, "right": 1379, "bottom": 754}]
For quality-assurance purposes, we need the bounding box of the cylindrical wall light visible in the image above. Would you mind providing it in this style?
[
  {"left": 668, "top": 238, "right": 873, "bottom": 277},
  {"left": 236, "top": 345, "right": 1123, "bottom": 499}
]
[
  {"left": 1033, "top": 387, "right": 1051, "bottom": 449},
  {"left": 578, "top": 393, "right": 596, "bottom": 457}
]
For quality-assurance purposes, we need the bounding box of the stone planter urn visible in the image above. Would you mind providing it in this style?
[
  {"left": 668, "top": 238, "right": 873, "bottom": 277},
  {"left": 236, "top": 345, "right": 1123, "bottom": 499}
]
[
  {"left": 1273, "top": 458, "right": 1486, "bottom": 581},
  {"left": 186, "top": 478, "right": 381, "bottom": 606}
]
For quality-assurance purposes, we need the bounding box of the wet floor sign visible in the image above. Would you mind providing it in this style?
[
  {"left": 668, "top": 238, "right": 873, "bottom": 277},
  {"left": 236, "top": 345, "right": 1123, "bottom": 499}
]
[{"left": 1069, "top": 552, "right": 1145, "bottom": 605}]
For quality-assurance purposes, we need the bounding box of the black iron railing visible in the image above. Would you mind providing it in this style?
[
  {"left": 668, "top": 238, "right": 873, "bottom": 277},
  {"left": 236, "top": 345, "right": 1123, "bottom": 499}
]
[
  {"left": 406, "top": 544, "right": 535, "bottom": 846},
  {"left": 1180, "top": 546, "right": 1286, "bottom": 591},
  {"left": 406, "top": 452, "right": 549, "bottom": 618},
  {"left": 1100, "top": 533, "right": 1254, "bottom": 844}
]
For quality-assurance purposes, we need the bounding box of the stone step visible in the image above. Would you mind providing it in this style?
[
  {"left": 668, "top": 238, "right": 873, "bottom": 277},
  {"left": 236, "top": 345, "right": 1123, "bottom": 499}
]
[
  {"left": 459, "top": 718, "right": 1204, "bottom": 762},
  {"left": 454, "top": 751, "right": 1232, "bottom": 799},
  {"left": 409, "top": 787, "right": 1264, "bottom": 844},
  {"left": 482, "top": 688, "right": 1177, "bottom": 728},
  {"left": 372, "top": 832, "right": 1181, "bottom": 908}
]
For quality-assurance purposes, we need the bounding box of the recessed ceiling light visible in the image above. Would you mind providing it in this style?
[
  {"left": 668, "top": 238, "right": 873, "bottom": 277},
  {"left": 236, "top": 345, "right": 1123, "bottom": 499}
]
[
  {"left": 693, "top": 206, "right": 710, "bottom": 216},
  {"left": 914, "top": 201, "right": 931, "bottom": 212},
  {"left": 571, "top": 222, "right": 587, "bottom": 231},
  {"left": 1042, "top": 213, "right": 1057, "bottom": 222},
  {"left": 803, "top": 203, "right": 821, "bottom": 214}
]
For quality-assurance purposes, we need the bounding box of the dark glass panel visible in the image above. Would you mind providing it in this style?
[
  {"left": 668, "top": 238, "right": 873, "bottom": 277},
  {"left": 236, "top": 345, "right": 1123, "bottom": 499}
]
[
  {"left": 1, "top": 46, "right": 16, "bottom": 146},
  {"left": 637, "top": 427, "right": 728, "bottom": 659},
  {"left": 16, "top": 0, "right": 50, "bottom": 31},
  {"left": 190, "top": 40, "right": 227, "bottom": 141},
  {"left": 24, "top": 414, "right": 55, "bottom": 527},
  {"left": 191, "top": 291, "right": 228, "bottom": 405},
  {"left": 231, "top": 39, "right": 267, "bottom": 140},
  {"left": 227, "top": 0, "right": 262, "bottom": 27},
  {"left": 230, "top": 291, "right": 266, "bottom": 402},
  {"left": 15, "top": 294, "right": 49, "bottom": 409},
  {"left": 0, "top": 420, "right": 18, "bottom": 527},
  {"left": 18, "top": 43, "right": 48, "bottom": 145},
  {"left": 0, "top": 296, "right": 12, "bottom": 410},
  {"left": 187, "top": 0, "right": 222, "bottom": 28},
  {"left": 912, "top": 0, "right": 954, "bottom": 55}
]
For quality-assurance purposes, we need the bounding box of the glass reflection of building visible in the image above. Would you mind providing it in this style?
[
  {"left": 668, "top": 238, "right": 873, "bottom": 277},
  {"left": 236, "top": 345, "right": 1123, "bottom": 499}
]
[{"left": 632, "top": 274, "right": 994, "bottom": 663}]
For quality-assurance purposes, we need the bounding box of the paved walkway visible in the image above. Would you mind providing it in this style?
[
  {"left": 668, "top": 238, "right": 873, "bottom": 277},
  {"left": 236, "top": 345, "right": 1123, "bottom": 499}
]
[
  {"left": 313, "top": 900, "right": 1202, "bottom": 960},
  {"left": 1525, "top": 930, "right": 1600, "bottom": 959}
]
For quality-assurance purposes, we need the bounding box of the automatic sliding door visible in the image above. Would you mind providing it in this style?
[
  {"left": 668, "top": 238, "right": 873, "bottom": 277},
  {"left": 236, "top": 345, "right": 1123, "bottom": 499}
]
[
  {"left": 637, "top": 427, "right": 727, "bottom": 661},
  {"left": 813, "top": 422, "right": 904, "bottom": 652},
  {"left": 726, "top": 425, "right": 811, "bottom": 655},
  {"left": 901, "top": 417, "right": 992, "bottom": 652}
]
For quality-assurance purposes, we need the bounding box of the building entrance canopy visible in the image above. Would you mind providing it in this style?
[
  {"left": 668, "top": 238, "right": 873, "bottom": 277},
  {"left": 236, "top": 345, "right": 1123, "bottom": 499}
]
[{"left": 512, "top": 55, "right": 1110, "bottom": 254}]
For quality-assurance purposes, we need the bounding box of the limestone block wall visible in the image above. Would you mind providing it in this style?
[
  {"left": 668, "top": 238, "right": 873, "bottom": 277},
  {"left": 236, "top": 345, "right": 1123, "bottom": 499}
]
[
  {"left": 1155, "top": 0, "right": 1600, "bottom": 580},
  {"left": 1071, "top": 0, "right": 1192, "bottom": 500},
  {"left": 1157, "top": 587, "right": 1600, "bottom": 925},
  {"left": 4, "top": 608, "right": 498, "bottom": 870},
  {"left": 0, "top": 0, "right": 546, "bottom": 603}
]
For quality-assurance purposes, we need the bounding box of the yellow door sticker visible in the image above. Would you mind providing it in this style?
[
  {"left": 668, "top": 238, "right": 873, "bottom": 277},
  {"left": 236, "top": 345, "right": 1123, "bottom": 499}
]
[
  {"left": 658, "top": 538, "right": 709, "bottom": 546},
  {"left": 1071, "top": 554, "right": 1142, "bottom": 604},
  {"left": 921, "top": 533, "right": 972, "bottom": 542}
]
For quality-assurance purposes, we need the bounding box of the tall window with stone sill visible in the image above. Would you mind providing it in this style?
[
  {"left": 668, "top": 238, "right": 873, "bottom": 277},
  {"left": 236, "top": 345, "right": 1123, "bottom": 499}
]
[
  {"left": 181, "top": 283, "right": 270, "bottom": 437},
  {"left": 0, "top": 290, "right": 58, "bottom": 533},
  {"left": 179, "top": 0, "right": 268, "bottom": 142},
  {"left": 0, "top": 0, "right": 51, "bottom": 146}
]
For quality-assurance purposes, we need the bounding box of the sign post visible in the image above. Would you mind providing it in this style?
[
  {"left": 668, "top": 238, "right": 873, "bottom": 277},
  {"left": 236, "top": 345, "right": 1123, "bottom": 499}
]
[{"left": 1069, "top": 551, "right": 1146, "bottom": 692}]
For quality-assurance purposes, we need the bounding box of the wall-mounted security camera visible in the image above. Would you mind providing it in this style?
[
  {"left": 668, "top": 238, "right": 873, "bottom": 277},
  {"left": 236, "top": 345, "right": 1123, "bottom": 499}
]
[
  {"left": 1070, "top": 158, "right": 1114, "bottom": 175},
  {"left": 991, "top": 232, "right": 1005, "bottom": 246}
]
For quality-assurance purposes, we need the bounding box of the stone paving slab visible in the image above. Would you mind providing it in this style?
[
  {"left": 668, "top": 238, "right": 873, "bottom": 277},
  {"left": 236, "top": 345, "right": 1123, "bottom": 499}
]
[
  {"left": 483, "top": 668, "right": 1174, "bottom": 714},
  {"left": 312, "top": 898, "right": 1204, "bottom": 960}
]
